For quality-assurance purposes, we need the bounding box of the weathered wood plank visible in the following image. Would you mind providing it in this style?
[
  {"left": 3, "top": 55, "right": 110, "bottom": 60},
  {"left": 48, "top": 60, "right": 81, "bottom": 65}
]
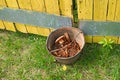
[
  {"left": 77, "top": 0, "right": 93, "bottom": 20},
  {"left": 115, "top": 0, "right": 120, "bottom": 44},
  {"left": 0, "top": 0, "right": 6, "bottom": 29},
  {"left": 45, "top": 0, "right": 60, "bottom": 15},
  {"left": 77, "top": 0, "right": 93, "bottom": 43},
  {"left": 37, "top": 27, "right": 51, "bottom": 36},
  {"left": 17, "top": 0, "right": 31, "bottom": 10},
  {"left": 85, "top": 36, "right": 92, "bottom": 43},
  {"left": 30, "top": 0, "right": 45, "bottom": 12},
  {"left": 115, "top": 0, "right": 120, "bottom": 21},
  {"left": 93, "top": 36, "right": 104, "bottom": 43},
  {"left": 59, "top": 0, "right": 73, "bottom": 18},
  {"left": 6, "top": 0, "right": 27, "bottom": 33},
  {"left": 15, "top": 23, "right": 27, "bottom": 33},
  {"left": 93, "top": 0, "right": 108, "bottom": 43},
  {"left": 0, "top": 0, "right": 6, "bottom": 6},
  {"left": 0, "top": 0, "right": 16, "bottom": 32},
  {"left": 94, "top": 0, "right": 108, "bottom": 21},
  {"left": 5, "top": 0, "right": 18, "bottom": 8},
  {"left": 30, "top": 0, "right": 50, "bottom": 35},
  {"left": 0, "top": 20, "right": 5, "bottom": 29},
  {"left": 3, "top": 21, "right": 16, "bottom": 31},
  {"left": 23, "top": 0, "right": 38, "bottom": 34},
  {"left": 26, "top": 25, "right": 38, "bottom": 34},
  {"left": 77, "top": 0, "right": 85, "bottom": 20},
  {"left": 107, "top": 0, "right": 116, "bottom": 21},
  {"left": 118, "top": 38, "right": 120, "bottom": 44}
]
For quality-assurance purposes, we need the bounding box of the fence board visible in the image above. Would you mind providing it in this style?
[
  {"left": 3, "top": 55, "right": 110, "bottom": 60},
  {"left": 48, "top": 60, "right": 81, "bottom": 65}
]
[
  {"left": 30, "top": 0, "right": 45, "bottom": 12},
  {"left": 26, "top": 25, "right": 39, "bottom": 34},
  {"left": 77, "top": 0, "right": 93, "bottom": 42},
  {"left": 118, "top": 38, "right": 120, "bottom": 44},
  {"left": 6, "top": 0, "right": 27, "bottom": 33},
  {"left": 45, "top": 0, "right": 60, "bottom": 15},
  {"left": 5, "top": 0, "right": 18, "bottom": 8},
  {"left": 93, "top": 0, "right": 108, "bottom": 43},
  {"left": 3, "top": 21, "right": 16, "bottom": 32},
  {"left": 17, "top": 0, "right": 31, "bottom": 10},
  {"left": 77, "top": 0, "right": 93, "bottom": 20},
  {"left": 105, "top": 0, "right": 118, "bottom": 44},
  {"left": 0, "top": 0, "right": 6, "bottom": 6},
  {"left": 37, "top": 27, "right": 51, "bottom": 36},
  {"left": 59, "top": 0, "right": 73, "bottom": 18},
  {"left": 94, "top": 0, "right": 108, "bottom": 20},
  {"left": 93, "top": 36, "right": 104, "bottom": 43},
  {"left": 0, "top": 0, "right": 6, "bottom": 29},
  {"left": 20, "top": 0, "right": 39, "bottom": 35},
  {"left": 30, "top": 0, "right": 50, "bottom": 36},
  {"left": 15, "top": 23, "right": 27, "bottom": 33},
  {"left": 0, "top": 20, "right": 5, "bottom": 29},
  {"left": 85, "top": 36, "right": 92, "bottom": 43},
  {"left": 0, "top": 0, "right": 16, "bottom": 32},
  {"left": 115, "top": 0, "right": 120, "bottom": 44},
  {"left": 107, "top": 0, "right": 116, "bottom": 21}
]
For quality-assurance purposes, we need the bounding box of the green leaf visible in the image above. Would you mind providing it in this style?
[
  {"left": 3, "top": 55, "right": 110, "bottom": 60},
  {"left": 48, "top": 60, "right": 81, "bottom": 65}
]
[
  {"left": 98, "top": 41, "right": 104, "bottom": 44},
  {"left": 109, "top": 45, "right": 113, "bottom": 49}
]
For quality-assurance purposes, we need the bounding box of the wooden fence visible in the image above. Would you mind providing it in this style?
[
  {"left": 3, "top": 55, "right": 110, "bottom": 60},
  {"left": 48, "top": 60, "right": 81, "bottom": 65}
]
[
  {"left": 77, "top": 0, "right": 120, "bottom": 44},
  {"left": 0, "top": 0, "right": 120, "bottom": 44},
  {"left": 0, "top": 0, "right": 73, "bottom": 36}
]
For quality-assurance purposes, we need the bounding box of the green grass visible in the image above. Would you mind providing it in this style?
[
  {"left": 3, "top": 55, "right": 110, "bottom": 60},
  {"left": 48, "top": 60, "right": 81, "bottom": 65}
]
[{"left": 0, "top": 30, "right": 120, "bottom": 80}]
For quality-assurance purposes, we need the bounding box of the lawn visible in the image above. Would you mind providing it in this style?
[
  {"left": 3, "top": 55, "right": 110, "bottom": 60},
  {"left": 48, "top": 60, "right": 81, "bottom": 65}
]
[{"left": 0, "top": 30, "right": 120, "bottom": 80}]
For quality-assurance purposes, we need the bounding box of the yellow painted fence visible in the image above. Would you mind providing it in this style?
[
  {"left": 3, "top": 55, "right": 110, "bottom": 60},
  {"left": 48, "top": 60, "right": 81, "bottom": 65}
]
[
  {"left": 0, "top": 0, "right": 73, "bottom": 36},
  {"left": 0, "top": 0, "right": 120, "bottom": 44},
  {"left": 77, "top": 0, "right": 120, "bottom": 44}
]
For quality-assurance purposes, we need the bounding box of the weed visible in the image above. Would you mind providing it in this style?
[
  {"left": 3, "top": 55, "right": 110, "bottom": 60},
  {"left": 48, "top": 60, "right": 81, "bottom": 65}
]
[{"left": 98, "top": 38, "right": 114, "bottom": 50}]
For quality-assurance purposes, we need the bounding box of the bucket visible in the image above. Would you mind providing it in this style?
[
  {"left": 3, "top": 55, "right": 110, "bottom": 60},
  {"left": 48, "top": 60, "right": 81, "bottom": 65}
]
[{"left": 46, "top": 27, "right": 85, "bottom": 64}]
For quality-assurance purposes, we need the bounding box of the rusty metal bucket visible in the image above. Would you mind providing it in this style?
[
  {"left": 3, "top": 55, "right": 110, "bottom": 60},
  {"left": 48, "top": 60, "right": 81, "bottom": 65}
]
[{"left": 46, "top": 27, "right": 85, "bottom": 64}]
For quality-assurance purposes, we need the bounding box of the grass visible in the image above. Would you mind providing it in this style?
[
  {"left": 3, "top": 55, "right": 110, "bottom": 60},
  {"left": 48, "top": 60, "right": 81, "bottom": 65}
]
[{"left": 0, "top": 30, "right": 120, "bottom": 80}]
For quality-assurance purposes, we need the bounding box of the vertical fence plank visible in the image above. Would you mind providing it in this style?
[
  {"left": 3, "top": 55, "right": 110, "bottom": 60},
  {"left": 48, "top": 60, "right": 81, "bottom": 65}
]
[
  {"left": 6, "top": 0, "right": 27, "bottom": 33},
  {"left": 93, "top": 0, "right": 108, "bottom": 43},
  {"left": 5, "top": 0, "right": 18, "bottom": 9},
  {"left": 0, "top": 1, "right": 6, "bottom": 29},
  {"left": 115, "top": 0, "right": 120, "bottom": 21},
  {"left": 77, "top": 0, "right": 93, "bottom": 43},
  {"left": 3, "top": 21, "right": 16, "bottom": 32},
  {"left": 30, "top": 0, "right": 51, "bottom": 36},
  {"left": 118, "top": 38, "right": 120, "bottom": 44},
  {"left": 0, "top": 21, "right": 5, "bottom": 29},
  {"left": 93, "top": 36, "right": 104, "bottom": 43},
  {"left": 25, "top": 25, "right": 39, "bottom": 34},
  {"left": 59, "top": 0, "right": 73, "bottom": 18},
  {"left": 15, "top": 23, "right": 27, "bottom": 33},
  {"left": 37, "top": 27, "right": 51, "bottom": 36},
  {"left": 85, "top": 36, "right": 92, "bottom": 43},
  {"left": 18, "top": 0, "right": 38, "bottom": 34},
  {"left": 115, "top": 0, "right": 120, "bottom": 44},
  {"left": 106, "top": 0, "right": 118, "bottom": 44},
  {"left": 77, "top": 0, "right": 85, "bottom": 20},
  {"left": 30, "top": 0, "right": 45, "bottom": 12},
  {"left": 45, "top": 0, "right": 60, "bottom": 15},
  {"left": 77, "top": 0, "right": 93, "bottom": 20},
  {"left": 107, "top": 0, "right": 116, "bottom": 21},
  {"left": 0, "top": 0, "right": 16, "bottom": 32},
  {"left": 94, "top": 0, "right": 108, "bottom": 21},
  {"left": 17, "top": 0, "right": 31, "bottom": 10}
]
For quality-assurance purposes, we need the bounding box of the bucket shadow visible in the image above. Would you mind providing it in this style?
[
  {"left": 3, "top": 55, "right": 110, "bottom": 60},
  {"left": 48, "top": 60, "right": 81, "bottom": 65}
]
[{"left": 74, "top": 43, "right": 103, "bottom": 67}]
